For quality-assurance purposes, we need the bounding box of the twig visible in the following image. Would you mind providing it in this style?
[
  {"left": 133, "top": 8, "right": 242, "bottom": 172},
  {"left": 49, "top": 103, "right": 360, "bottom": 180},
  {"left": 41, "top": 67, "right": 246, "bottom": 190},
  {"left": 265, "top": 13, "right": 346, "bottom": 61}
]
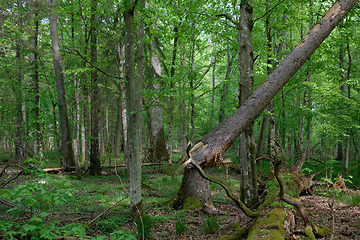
[
  {"left": 66, "top": 48, "right": 123, "bottom": 80},
  {"left": 253, "top": 0, "right": 286, "bottom": 23},
  {"left": 88, "top": 194, "right": 128, "bottom": 225}
]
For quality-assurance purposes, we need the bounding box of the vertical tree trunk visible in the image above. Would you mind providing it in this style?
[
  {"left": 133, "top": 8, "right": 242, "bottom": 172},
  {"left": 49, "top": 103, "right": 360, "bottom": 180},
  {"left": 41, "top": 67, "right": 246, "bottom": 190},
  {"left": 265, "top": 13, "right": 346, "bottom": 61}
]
[
  {"left": 136, "top": 0, "right": 144, "bottom": 171},
  {"left": 218, "top": 43, "right": 233, "bottom": 125},
  {"left": 30, "top": 2, "right": 43, "bottom": 158},
  {"left": 238, "top": 0, "right": 258, "bottom": 208},
  {"left": 344, "top": 40, "right": 352, "bottom": 174},
  {"left": 174, "top": 166, "right": 215, "bottom": 213},
  {"left": 14, "top": 13, "right": 25, "bottom": 162},
  {"left": 209, "top": 55, "right": 216, "bottom": 130},
  {"left": 256, "top": 0, "right": 273, "bottom": 161},
  {"left": 49, "top": 0, "right": 75, "bottom": 171},
  {"left": 190, "top": 31, "right": 196, "bottom": 140},
  {"left": 89, "top": 0, "right": 101, "bottom": 176},
  {"left": 168, "top": 22, "right": 180, "bottom": 175},
  {"left": 124, "top": 2, "right": 143, "bottom": 219},
  {"left": 115, "top": 45, "right": 128, "bottom": 159},
  {"left": 149, "top": 41, "right": 169, "bottom": 164}
]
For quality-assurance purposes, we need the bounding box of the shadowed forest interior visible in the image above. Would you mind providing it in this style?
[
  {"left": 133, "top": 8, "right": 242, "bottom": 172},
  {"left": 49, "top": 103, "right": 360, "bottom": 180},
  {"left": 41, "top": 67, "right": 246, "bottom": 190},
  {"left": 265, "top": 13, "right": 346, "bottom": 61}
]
[{"left": 1, "top": 0, "right": 360, "bottom": 239}]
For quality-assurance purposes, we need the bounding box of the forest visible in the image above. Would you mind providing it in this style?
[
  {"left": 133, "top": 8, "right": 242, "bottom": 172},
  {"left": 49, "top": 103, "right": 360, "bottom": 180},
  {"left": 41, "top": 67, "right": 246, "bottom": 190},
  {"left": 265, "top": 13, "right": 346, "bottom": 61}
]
[{"left": 1, "top": 0, "right": 360, "bottom": 239}]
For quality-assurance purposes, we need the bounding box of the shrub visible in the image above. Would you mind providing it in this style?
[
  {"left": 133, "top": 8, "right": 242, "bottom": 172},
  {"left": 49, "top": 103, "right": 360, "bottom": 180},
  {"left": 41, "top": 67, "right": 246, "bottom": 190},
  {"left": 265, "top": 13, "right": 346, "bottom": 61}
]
[
  {"left": 175, "top": 221, "right": 187, "bottom": 234},
  {"left": 137, "top": 215, "right": 153, "bottom": 239},
  {"left": 203, "top": 215, "right": 220, "bottom": 234}
]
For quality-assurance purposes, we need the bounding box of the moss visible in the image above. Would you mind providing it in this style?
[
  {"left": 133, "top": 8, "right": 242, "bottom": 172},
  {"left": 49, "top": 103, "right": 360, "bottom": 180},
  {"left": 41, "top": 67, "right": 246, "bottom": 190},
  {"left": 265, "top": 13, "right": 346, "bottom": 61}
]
[
  {"left": 183, "top": 197, "right": 202, "bottom": 211},
  {"left": 314, "top": 225, "right": 329, "bottom": 237},
  {"left": 217, "top": 227, "right": 248, "bottom": 240},
  {"left": 305, "top": 226, "right": 316, "bottom": 240},
  {"left": 258, "top": 195, "right": 278, "bottom": 210},
  {"left": 247, "top": 208, "right": 286, "bottom": 240}
]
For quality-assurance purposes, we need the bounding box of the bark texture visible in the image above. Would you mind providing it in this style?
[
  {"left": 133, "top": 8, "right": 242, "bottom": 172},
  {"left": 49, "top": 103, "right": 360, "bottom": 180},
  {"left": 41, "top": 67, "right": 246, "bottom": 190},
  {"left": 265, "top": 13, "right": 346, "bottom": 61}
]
[
  {"left": 238, "top": 0, "right": 258, "bottom": 208},
  {"left": 49, "top": 0, "right": 75, "bottom": 171},
  {"left": 124, "top": 2, "right": 143, "bottom": 219}
]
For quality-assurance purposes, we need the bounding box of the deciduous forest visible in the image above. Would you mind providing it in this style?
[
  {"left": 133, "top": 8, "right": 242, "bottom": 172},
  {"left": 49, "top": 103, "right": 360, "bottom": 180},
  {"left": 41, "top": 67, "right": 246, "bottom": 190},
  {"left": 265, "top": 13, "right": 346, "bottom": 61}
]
[{"left": 1, "top": 0, "right": 360, "bottom": 239}]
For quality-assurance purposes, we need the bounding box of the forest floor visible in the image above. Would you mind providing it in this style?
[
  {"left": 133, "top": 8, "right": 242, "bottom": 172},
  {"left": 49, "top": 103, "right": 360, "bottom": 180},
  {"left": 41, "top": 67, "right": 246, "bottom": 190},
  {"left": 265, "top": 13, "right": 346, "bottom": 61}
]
[{"left": 1, "top": 163, "right": 360, "bottom": 239}]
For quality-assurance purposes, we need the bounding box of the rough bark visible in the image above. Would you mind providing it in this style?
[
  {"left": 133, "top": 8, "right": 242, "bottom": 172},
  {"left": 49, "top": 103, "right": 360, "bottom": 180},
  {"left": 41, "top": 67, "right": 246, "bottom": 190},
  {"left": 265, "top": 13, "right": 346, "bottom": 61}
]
[
  {"left": 174, "top": 167, "right": 215, "bottom": 213},
  {"left": 49, "top": 0, "right": 75, "bottom": 171},
  {"left": 136, "top": 0, "right": 144, "bottom": 173},
  {"left": 238, "top": 0, "right": 258, "bottom": 208},
  {"left": 89, "top": 0, "right": 101, "bottom": 176},
  {"left": 124, "top": 2, "right": 143, "bottom": 219}
]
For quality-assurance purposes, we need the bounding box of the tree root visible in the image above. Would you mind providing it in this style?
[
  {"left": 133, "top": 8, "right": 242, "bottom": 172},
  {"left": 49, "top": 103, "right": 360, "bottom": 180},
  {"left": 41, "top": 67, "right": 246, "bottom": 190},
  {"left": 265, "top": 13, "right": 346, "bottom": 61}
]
[
  {"left": 273, "top": 158, "right": 328, "bottom": 238},
  {"left": 187, "top": 158, "right": 259, "bottom": 218}
]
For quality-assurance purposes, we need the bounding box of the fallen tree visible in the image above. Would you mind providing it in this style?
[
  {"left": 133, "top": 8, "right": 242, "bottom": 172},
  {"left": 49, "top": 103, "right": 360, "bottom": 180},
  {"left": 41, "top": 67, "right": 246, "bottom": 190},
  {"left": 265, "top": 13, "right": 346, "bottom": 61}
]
[{"left": 174, "top": 0, "right": 358, "bottom": 237}]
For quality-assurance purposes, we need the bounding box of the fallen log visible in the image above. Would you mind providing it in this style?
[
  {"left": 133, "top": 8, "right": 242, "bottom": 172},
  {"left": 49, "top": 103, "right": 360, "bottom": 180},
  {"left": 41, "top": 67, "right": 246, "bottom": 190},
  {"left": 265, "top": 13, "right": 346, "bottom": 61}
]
[{"left": 42, "top": 162, "right": 164, "bottom": 173}]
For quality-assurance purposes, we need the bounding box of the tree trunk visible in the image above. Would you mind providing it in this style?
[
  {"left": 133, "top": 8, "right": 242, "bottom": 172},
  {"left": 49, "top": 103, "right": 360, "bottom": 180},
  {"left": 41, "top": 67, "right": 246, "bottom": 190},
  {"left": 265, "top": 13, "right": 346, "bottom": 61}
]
[
  {"left": 176, "top": 0, "right": 357, "bottom": 207},
  {"left": 168, "top": 22, "right": 180, "bottom": 175},
  {"left": 219, "top": 44, "right": 233, "bottom": 125},
  {"left": 124, "top": 2, "right": 143, "bottom": 219},
  {"left": 89, "top": 0, "right": 101, "bottom": 176},
  {"left": 115, "top": 44, "right": 125, "bottom": 159},
  {"left": 238, "top": 0, "right": 258, "bottom": 208},
  {"left": 136, "top": 0, "right": 144, "bottom": 172},
  {"left": 49, "top": 0, "right": 75, "bottom": 171},
  {"left": 14, "top": 17, "right": 25, "bottom": 162},
  {"left": 175, "top": 167, "right": 215, "bottom": 213},
  {"left": 209, "top": 55, "right": 216, "bottom": 130},
  {"left": 149, "top": 41, "right": 169, "bottom": 164},
  {"left": 29, "top": 1, "right": 43, "bottom": 158}
]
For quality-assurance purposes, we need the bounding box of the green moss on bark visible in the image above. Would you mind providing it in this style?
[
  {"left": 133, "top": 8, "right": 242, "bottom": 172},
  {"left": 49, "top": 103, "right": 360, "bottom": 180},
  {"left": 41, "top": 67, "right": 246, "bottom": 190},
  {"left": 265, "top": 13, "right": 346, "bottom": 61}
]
[{"left": 247, "top": 208, "right": 286, "bottom": 240}]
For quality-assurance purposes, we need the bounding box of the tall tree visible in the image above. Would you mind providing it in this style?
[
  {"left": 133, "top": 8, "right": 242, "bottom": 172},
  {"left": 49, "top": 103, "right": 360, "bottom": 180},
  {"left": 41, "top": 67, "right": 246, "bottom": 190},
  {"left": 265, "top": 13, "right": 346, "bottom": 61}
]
[
  {"left": 124, "top": 0, "right": 143, "bottom": 219},
  {"left": 238, "top": 0, "right": 258, "bottom": 208},
  {"left": 49, "top": 0, "right": 75, "bottom": 171},
  {"left": 148, "top": 40, "right": 169, "bottom": 164},
  {"left": 89, "top": 0, "right": 101, "bottom": 175}
]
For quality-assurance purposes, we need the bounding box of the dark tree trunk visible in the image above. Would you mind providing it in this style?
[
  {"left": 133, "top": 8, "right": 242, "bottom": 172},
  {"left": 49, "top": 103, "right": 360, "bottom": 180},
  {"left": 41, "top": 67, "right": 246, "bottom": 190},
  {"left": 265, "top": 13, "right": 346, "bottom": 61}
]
[
  {"left": 14, "top": 31, "right": 24, "bottom": 162},
  {"left": 89, "top": 0, "right": 101, "bottom": 176},
  {"left": 176, "top": 0, "right": 357, "bottom": 208},
  {"left": 49, "top": 0, "right": 75, "bottom": 171},
  {"left": 30, "top": 3, "right": 43, "bottom": 158},
  {"left": 168, "top": 22, "right": 180, "bottom": 174}
]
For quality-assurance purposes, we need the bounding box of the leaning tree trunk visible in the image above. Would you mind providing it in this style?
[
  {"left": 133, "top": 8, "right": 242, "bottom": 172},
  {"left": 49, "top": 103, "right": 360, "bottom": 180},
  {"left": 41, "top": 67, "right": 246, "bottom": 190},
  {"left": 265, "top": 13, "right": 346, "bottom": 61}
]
[
  {"left": 175, "top": 0, "right": 357, "bottom": 209},
  {"left": 49, "top": 0, "right": 75, "bottom": 171}
]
